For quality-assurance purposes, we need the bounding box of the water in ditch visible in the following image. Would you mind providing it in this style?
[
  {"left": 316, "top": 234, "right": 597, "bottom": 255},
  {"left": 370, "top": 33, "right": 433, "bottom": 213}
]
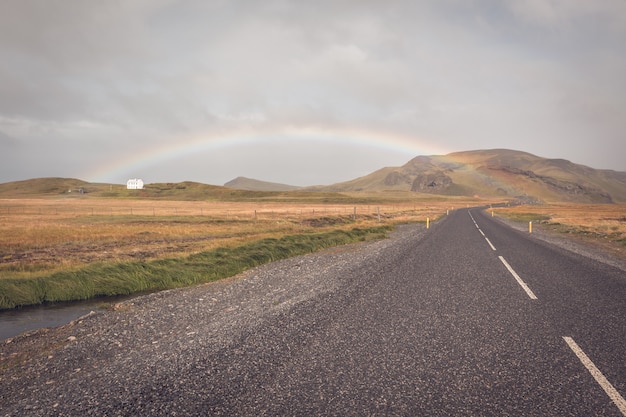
[{"left": 0, "top": 296, "right": 136, "bottom": 341}]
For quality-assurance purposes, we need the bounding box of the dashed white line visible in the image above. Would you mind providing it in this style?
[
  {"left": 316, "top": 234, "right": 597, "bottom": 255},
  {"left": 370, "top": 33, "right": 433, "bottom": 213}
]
[
  {"left": 469, "top": 212, "right": 478, "bottom": 227},
  {"left": 498, "top": 256, "right": 537, "bottom": 300},
  {"left": 472, "top": 209, "right": 624, "bottom": 415},
  {"left": 563, "top": 336, "right": 626, "bottom": 416},
  {"left": 470, "top": 212, "right": 497, "bottom": 250}
]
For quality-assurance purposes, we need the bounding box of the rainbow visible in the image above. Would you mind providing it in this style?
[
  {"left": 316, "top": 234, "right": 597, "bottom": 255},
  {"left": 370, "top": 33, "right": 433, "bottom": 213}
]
[{"left": 86, "top": 126, "right": 452, "bottom": 183}]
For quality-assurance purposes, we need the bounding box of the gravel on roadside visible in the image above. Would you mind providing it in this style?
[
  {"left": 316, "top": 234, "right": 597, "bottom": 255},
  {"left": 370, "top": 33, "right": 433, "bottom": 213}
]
[
  {"left": 0, "top": 223, "right": 426, "bottom": 415},
  {"left": 492, "top": 215, "right": 626, "bottom": 273},
  {"left": 1, "top": 215, "right": 623, "bottom": 415}
]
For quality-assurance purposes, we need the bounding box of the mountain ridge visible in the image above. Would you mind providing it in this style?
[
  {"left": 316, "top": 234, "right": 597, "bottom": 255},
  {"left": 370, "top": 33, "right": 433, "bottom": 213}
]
[
  {"left": 2, "top": 150, "right": 624, "bottom": 203},
  {"left": 223, "top": 149, "right": 625, "bottom": 203}
]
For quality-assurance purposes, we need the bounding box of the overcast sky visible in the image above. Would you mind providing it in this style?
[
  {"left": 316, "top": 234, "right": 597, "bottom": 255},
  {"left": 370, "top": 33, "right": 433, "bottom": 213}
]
[{"left": 1, "top": 0, "right": 625, "bottom": 186}]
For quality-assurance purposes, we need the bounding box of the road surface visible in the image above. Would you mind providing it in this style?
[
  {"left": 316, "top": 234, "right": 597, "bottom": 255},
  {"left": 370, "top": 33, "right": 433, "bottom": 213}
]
[{"left": 1, "top": 208, "right": 625, "bottom": 416}]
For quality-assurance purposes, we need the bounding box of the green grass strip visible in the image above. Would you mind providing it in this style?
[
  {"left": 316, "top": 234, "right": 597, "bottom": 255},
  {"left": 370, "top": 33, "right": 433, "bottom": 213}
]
[
  {"left": 499, "top": 212, "right": 551, "bottom": 223},
  {"left": 0, "top": 226, "right": 391, "bottom": 310}
]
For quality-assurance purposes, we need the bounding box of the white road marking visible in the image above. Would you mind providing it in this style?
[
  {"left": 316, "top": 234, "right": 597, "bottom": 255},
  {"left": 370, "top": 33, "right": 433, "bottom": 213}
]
[
  {"left": 470, "top": 209, "right": 624, "bottom": 414},
  {"left": 469, "top": 212, "right": 496, "bottom": 250},
  {"left": 563, "top": 336, "right": 626, "bottom": 416},
  {"left": 469, "top": 212, "right": 478, "bottom": 227},
  {"left": 498, "top": 256, "right": 537, "bottom": 300}
]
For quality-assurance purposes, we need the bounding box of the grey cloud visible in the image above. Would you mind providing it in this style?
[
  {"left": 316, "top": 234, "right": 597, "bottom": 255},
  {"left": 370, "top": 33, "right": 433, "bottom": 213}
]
[
  {"left": 505, "top": 0, "right": 626, "bottom": 29},
  {"left": 0, "top": 130, "right": 18, "bottom": 148},
  {"left": 1, "top": 0, "right": 625, "bottom": 185}
]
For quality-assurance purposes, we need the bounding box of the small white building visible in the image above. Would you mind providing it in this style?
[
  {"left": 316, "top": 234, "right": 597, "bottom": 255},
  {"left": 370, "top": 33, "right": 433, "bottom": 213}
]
[{"left": 127, "top": 178, "right": 144, "bottom": 190}]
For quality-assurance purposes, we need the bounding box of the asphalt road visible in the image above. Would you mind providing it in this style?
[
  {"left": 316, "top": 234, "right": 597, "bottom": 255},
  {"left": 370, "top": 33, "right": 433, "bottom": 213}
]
[{"left": 2, "top": 208, "right": 625, "bottom": 416}]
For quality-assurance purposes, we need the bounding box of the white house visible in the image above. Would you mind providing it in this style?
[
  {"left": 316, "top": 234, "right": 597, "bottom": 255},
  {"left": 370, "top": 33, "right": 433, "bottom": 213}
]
[{"left": 127, "top": 178, "right": 144, "bottom": 190}]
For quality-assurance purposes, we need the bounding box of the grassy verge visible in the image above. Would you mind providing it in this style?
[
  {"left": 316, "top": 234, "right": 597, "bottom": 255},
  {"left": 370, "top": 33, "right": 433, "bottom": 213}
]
[
  {"left": 495, "top": 212, "right": 551, "bottom": 223},
  {"left": 0, "top": 226, "right": 391, "bottom": 310},
  {"left": 493, "top": 203, "right": 626, "bottom": 257}
]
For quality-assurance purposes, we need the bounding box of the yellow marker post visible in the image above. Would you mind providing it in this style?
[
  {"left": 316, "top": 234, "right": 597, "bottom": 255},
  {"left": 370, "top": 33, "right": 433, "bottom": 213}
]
[
  {"left": 529, "top": 221, "right": 533, "bottom": 233},
  {"left": 426, "top": 217, "right": 430, "bottom": 229}
]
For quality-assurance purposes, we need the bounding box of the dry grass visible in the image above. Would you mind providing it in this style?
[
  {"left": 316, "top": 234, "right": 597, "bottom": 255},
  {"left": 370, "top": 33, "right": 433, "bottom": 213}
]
[
  {"left": 494, "top": 203, "right": 626, "bottom": 258},
  {"left": 0, "top": 198, "right": 465, "bottom": 279}
]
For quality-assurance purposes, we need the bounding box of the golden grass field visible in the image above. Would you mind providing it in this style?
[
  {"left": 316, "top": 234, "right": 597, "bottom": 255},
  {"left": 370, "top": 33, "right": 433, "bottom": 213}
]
[
  {"left": 494, "top": 203, "right": 626, "bottom": 259},
  {"left": 0, "top": 198, "right": 464, "bottom": 279},
  {"left": 2, "top": 197, "right": 624, "bottom": 281}
]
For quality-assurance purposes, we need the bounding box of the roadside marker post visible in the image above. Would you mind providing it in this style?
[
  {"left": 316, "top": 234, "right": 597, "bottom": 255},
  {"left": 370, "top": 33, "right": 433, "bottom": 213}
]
[
  {"left": 529, "top": 221, "right": 533, "bottom": 233},
  {"left": 426, "top": 217, "right": 430, "bottom": 229}
]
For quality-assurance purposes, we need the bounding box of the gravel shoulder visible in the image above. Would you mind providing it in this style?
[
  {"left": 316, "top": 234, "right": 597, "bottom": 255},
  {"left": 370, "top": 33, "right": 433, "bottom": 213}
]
[
  {"left": 1, "top": 216, "right": 623, "bottom": 415},
  {"left": 492, "top": 214, "right": 626, "bottom": 273},
  {"left": 0, "top": 223, "right": 425, "bottom": 415}
]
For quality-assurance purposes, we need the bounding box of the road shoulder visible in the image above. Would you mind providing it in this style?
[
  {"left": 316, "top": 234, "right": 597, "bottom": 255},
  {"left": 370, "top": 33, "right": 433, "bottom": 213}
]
[{"left": 491, "top": 212, "right": 626, "bottom": 273}]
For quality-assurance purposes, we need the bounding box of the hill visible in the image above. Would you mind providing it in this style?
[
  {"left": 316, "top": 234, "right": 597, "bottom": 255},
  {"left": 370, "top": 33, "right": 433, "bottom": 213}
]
[
  {"left": 2, "top": 150, "right": 624, "bottom": 203},
  {"left": 224, "top": 177, "right": 300, "bottom": 192},
  {"left": 0, "top": 178, "right": 102, "bottom": 197},
  {"left": 0, "top": 178, "right": 247, "bottom": 199},
  {"left": 306, "top": 149, "right": 626, "bottom": 203},
  {"left": 0, "top": 178, "right": 368, "bottom": 203}
]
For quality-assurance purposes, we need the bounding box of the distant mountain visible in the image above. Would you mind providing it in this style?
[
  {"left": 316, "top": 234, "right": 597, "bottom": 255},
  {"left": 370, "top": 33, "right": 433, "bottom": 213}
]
[
  {"left": 224, "top": 176, "right": 301, "bottom": 192},
  {"left": 305, "top": 149, "right": 626, "bottom": 203},
  {"left": 3, "top": 150, "right": 625, "bottom": 203}
]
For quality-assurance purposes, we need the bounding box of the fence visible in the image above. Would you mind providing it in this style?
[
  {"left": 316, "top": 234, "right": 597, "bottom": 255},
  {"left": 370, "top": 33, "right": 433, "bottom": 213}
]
[{"left": 0, "top": 201, "right": 438, "bottom": 223}]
